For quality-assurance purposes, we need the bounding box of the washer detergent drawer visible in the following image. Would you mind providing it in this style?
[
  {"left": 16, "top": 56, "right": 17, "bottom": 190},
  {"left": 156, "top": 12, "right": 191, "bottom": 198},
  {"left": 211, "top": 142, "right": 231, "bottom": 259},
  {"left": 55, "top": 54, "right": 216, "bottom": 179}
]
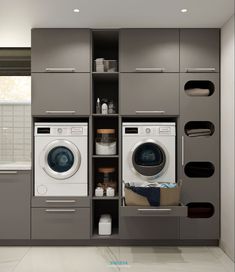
[{"left": 31, "top": 207, "right": 90, "bottom": 239}]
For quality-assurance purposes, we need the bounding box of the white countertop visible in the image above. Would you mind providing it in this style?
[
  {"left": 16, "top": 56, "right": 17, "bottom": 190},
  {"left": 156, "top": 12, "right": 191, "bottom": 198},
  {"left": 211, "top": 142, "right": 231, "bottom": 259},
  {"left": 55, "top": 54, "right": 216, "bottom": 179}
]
[{"left": 0, "top": 161, "right": 31, "bottom": 171}]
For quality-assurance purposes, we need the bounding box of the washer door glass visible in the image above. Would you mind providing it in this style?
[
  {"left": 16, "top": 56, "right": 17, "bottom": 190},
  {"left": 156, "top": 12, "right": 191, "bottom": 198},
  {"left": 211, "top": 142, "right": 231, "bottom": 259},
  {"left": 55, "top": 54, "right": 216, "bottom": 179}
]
[
  {"left": 42, "top": 140, "right": 81, "bottom": 180},
  {"left": 48, "top": 146, "right": 74, "bottom": 173},
  {"left": 132, "top": 142, "right": 166, "bottom": 177}
]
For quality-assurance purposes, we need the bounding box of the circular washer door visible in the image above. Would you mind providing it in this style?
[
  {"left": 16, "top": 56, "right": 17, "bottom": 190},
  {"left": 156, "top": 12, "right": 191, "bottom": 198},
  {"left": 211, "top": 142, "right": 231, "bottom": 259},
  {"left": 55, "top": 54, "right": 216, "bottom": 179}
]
[
  {"left": 42, "top": 140, "right": 81, "bottom": 180},
  {"left": 130, "top": 139, "right": 168, "bottom": 179}
]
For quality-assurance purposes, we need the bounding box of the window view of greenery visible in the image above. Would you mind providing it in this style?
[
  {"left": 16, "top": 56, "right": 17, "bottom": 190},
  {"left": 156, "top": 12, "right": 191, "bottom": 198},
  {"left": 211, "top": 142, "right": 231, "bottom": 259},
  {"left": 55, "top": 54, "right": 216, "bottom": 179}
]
[{"left": 0, "top": 76, "right": 31, "bottom": 103}]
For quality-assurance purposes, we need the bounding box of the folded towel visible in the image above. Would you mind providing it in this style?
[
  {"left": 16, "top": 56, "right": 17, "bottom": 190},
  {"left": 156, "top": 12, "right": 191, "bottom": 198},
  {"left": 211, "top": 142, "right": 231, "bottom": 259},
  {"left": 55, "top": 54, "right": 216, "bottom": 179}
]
[
  {"left": 158, "top": 183, "right": 177, "bottom": 188},
  {"left": 129, "top": 187, "right": 160, "bottom": 206},
  {"left": 186, "top": 88, "right": 210, "bottom": 96}
]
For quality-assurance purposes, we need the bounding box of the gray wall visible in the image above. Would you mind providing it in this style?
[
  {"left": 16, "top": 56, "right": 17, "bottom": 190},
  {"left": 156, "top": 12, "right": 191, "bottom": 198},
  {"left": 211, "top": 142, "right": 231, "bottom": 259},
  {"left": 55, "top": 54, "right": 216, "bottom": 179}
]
[{"left": 0, "top": 104, "right": 31, "bottom": 162}]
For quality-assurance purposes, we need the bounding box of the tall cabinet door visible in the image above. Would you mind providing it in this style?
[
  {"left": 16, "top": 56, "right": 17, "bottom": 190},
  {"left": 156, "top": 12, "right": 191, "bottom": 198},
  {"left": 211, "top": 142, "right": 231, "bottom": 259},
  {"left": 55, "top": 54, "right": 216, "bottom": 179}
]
[
  {"left": 179, "top": 73, "right": 220, "bottom": 240},
  {"left": 120, "top": 29, "right": 179, "bottom": 72},
  {"left": 180, "top": 29, "right": 220, "bottom": 73},
  {"left": 31, "top": 29, "right": 91, "bottom": 72}
]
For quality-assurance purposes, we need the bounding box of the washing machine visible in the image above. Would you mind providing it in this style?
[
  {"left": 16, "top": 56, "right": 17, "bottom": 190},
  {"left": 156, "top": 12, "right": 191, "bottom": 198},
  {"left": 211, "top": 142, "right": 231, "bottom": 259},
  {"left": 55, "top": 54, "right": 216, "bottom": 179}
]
[
  {"left": 122, "top": 122, "right": 176, "bottom": 186},
  {"left": 34, "top": 123, "right": 88, "bottom": 196}
]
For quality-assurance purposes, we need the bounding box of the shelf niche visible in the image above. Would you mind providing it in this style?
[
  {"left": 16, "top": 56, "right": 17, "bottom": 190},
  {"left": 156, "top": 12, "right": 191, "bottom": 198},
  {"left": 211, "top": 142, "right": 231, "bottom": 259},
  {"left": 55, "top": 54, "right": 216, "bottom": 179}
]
[
  {"left": 184, "top": 162, "right": 215, "bottom": 178},
  {"left": 184, "top": 80, "right": 215, "bottom": 97},
  {"left": 187, "top": 203, "right": 215, "bottom": 218},
  {"left": 184, "top": 121, "right": 215, "bottom": 137}
]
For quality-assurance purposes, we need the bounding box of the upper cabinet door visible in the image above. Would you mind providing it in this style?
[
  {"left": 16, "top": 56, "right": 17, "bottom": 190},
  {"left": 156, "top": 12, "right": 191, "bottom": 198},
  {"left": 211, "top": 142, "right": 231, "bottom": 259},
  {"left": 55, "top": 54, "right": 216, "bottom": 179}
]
[
  {"left": 120, "top": 29, "right": 179, "bottom": 72},
  {"left": 32, "top": 73, "right": 90, "bottom": 116},
  {"left": 31, "top": 29, "right": 91, "bottom": 72},
  {"left": 120, "top": 73, "right": 179, "bottom": 116},
  {"left": 180, "top": 29, "right": 220, "bottom": 73}
]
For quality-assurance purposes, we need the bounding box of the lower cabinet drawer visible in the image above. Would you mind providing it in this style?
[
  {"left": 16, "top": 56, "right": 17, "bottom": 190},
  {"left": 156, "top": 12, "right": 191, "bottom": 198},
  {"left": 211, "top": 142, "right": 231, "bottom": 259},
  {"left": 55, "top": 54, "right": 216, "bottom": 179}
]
[
  {"left": 120, "top": 217, "right": 179, "bottom": 240},
  {"left": 31, "top": 208, "right": 90, "bottom": 240},
  {"left": 120, "top": 205, "right": 187, "bottom": 217}
]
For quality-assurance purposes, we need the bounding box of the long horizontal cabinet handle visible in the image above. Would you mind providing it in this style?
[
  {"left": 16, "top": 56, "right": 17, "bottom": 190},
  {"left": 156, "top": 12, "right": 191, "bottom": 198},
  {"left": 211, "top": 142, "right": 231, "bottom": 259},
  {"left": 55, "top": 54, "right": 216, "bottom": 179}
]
[
  {"left": 45, "top": 209, "right": 76, "bottom": 213},
  {"left": 135, "top": 110, "right": 165, "bottom": 114},
  {"left": 45, "top": 111, "right": 76, "bottom": 114},
  {"left": 45, "top": 200, "right": 76, "bottom": 203},
  {"left": 0, "top": 171, "right": 18, "bottom": 174},
  {"left": 138, "top": 208, "right": 172, "bottom": 212},
  {"left": 185, "top": 68, "right": 216, "bottom": 72},
  {"left": 135, "top": 68, "right": 165, "bottom": 72},
  {"left": 45, "top": 68, "right": 76, "bottom": 72}
]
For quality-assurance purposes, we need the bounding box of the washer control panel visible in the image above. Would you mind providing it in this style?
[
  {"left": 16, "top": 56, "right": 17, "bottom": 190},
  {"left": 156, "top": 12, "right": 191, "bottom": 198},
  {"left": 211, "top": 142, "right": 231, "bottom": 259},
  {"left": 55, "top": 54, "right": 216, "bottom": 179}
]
[
  {"left": 123, "top": 123, "right": 176, "bottom": 136},
  {"left": 35, "top": 123, "right": 88, "bottom": 136}
]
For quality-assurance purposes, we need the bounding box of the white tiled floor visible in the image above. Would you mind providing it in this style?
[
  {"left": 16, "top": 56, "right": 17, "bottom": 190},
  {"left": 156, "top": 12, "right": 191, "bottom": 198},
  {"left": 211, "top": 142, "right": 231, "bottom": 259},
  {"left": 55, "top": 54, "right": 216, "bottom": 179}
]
[{"left": 0, "top": 246, "right": 234, "bottom": 272}]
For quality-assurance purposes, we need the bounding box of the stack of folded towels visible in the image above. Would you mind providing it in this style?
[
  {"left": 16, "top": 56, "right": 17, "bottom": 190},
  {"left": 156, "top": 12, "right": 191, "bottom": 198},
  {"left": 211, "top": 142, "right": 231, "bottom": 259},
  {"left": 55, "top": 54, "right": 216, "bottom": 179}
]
[
  {"left": 186, "top": 88, "right": 210, "bottom": 96},
  {"left": 186, "top": 128, "right": 212, "bottom": 137}
]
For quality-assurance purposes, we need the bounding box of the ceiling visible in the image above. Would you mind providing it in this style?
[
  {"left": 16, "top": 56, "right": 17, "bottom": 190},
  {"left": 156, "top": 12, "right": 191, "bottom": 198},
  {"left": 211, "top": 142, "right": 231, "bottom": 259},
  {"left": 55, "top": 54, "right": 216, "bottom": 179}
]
[{"left": 0, "top": 0, "right": 234, "bottom": 47}]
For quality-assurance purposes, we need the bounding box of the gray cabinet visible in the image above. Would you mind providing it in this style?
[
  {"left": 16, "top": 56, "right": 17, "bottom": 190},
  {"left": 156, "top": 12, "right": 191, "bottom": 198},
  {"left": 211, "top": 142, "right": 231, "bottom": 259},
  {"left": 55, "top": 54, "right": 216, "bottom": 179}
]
[
  {"left": 31, "top": 29, "right": 91, "bottom": 72},
  {"left": 31, "top": 208, "right": 90, "bottom": 239},
  {"left": 180, "top": 29, "right": 220, "bottom": 73},
  {"left": 120, "top": 29, "right": 179, "bottom": 72},
  {"left": 179, "top": 73, "right": 220, "bottom": 240},
  {"left": 120, "top": 217, "right": 179, "bottom": 239},
  {"left": 32, "top": 197, "right": 90, "bottom": 208},
  {"left": 32, "top": 73, "right": 90, "bottom": 116},
  {"left": 120, "top": 73, "right": 179, "bottom": 115},
  {"left": 0, "top": 171, "right": 30, "bottom": 239}
]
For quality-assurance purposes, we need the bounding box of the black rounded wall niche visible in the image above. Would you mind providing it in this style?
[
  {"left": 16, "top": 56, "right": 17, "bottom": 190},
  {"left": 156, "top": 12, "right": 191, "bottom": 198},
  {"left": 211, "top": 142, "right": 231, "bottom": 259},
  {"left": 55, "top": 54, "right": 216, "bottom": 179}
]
[
  {"left": 184, "top": 80, "right": 215, "bottom": 97},
  {"left": 184, "top": 162, "right": 215, "bottom": 178},
  {"left": 184, "top": 121, "right": 215, "bottom": 137},
  {"left": 187, "top": 203, "right": 215, "bottom": 218}
]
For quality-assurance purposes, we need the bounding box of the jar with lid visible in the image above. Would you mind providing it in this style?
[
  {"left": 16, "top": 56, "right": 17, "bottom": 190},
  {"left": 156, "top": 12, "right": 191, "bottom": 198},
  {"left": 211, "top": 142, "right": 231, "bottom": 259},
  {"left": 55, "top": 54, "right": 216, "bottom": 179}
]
[
  {"left": 97, "top": 167, "right": 117, "bottom": 195},
  {"left": 95, "top": 129, "right": 117, "bottom": 155},
  {"left": 108, "top": 100, "right": 116, "bottom": 114}
]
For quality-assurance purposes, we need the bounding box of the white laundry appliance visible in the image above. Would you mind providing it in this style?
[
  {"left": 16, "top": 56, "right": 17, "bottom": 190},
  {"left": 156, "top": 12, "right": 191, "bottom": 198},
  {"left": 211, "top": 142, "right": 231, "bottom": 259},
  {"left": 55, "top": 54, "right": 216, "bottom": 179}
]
[
  {"left": 122, "top": 122, "right": 176, "bottom": 186},
  {"left": 34, "top": 122, "right": 88, "bottom": 196}
]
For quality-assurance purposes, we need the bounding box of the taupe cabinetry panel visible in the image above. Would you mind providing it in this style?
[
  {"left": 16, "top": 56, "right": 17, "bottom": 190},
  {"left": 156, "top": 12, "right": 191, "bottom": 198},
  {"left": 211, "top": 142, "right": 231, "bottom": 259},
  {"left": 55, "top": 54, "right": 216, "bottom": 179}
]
[
  {"left": 120, "top": 73, "right": 179, "bottom": 115},
  {"left": 120, "top": 217, "right": 179, "bottom": 239},
  {"left": 120, "top": 206, "right": 187, "bottom": 217},
  {"left": 32, "top": 73, "right": 90, "bottom": 116},
  {"left": 32, "top": 197, "right": 90, "bottom": 208},
  {"left": 120, "top": 29, "right": 179, "bottom": 72},
  {"left": 180, "top": 29, "right": 220, "bottom": 73},
  {"left": 31, "top": 208, "right": 90, "bottom": 239},
  {"left": 0, "top": 171, "right": 30, "bottom": 239},
  {"left": 179, "top": 72, "right": 220, "bottom": 240},
  {"left": 31, "top": 29, "right": 91, "bottom": 72}
]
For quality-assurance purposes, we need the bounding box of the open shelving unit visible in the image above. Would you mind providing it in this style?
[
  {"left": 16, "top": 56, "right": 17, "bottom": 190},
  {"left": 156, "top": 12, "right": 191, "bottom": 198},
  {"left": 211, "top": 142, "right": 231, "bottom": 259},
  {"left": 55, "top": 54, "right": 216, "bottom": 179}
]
[{"left": 91, "top": 30, "right": 120, "bottom": 239}]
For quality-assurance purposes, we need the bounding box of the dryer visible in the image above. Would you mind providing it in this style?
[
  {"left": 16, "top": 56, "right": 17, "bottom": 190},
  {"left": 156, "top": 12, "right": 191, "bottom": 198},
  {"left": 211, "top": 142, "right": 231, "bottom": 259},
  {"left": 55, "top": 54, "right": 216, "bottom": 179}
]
[
  {"left": 34, "top": 123, "right": 88, "bottom": 196},
  {"left": 122, "top": 122, "right": 176, "bottom": 185}
]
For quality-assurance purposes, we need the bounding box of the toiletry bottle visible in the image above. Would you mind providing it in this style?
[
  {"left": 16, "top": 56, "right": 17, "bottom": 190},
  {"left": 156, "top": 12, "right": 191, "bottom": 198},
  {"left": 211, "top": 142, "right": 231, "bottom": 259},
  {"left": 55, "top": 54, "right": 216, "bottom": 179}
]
[
  {"left": 96, "top": 98, "right": 101, "bottom": 114},
  {"left": 101, "top": 99, "right": 108, "bottom": 114}
]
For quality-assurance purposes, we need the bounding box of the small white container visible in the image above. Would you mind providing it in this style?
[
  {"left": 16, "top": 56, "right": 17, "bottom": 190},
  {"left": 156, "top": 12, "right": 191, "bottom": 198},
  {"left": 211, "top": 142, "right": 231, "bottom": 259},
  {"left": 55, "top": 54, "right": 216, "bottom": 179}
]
[
  {"left": 95, "top": 187, "right": 104, "bottom": 197},
  {"left": 106, "top": 187, "right": 115, "bottom": 197},
  {"left": 98, "top": 214, "right": 112, "bottom": 235}
]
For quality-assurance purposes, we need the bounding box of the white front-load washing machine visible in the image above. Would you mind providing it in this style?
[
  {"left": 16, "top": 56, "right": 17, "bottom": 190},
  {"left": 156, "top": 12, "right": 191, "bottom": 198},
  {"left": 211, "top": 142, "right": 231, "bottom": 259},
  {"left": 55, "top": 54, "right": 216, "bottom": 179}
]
[
  {"left": 122, "top": 122, "right": 176, "bottom": 186},
  {"left": 34, "top": 123, "right": 88, "bottom": 196}
]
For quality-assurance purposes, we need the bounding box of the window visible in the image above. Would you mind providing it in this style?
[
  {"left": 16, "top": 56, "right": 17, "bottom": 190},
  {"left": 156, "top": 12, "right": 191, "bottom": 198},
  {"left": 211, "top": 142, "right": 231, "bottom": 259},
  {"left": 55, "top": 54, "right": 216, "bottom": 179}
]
[{"left": 0, "top": 76, "right": 31, "bottom": 103}]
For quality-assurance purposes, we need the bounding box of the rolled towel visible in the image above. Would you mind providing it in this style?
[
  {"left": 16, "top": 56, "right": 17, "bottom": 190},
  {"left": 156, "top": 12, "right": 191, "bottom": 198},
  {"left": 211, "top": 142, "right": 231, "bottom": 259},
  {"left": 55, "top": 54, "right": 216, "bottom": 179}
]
[{"left": 186, "top": 88, "right": 210, "bottom": 96}]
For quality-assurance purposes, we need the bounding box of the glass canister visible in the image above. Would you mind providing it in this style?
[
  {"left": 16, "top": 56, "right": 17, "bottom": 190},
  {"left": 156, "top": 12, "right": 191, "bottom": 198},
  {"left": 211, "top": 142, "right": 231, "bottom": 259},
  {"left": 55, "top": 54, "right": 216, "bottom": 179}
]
[
  {"left": 95, "top": 129, "right": 117, "bottom": 155},
  {"left": 97, "top": 167, "right": 117, "bottom": 194}
]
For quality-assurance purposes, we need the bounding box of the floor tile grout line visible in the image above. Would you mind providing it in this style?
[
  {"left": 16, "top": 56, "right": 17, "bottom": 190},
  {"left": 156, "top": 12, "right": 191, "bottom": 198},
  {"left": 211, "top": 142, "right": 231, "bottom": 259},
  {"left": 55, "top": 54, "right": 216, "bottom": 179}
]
[{"left": 11, "top": 247, "right": 32, "bottom": 272}]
